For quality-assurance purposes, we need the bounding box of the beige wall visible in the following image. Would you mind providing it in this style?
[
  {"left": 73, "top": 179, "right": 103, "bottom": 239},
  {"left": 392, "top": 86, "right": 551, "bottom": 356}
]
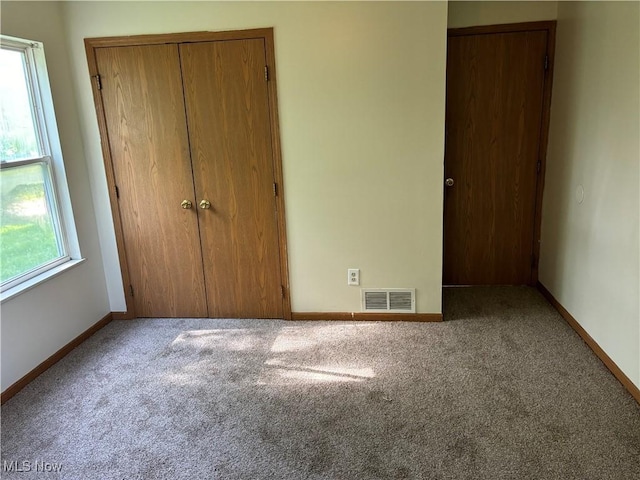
[
  {"left": 62, "top": 1, "right": 448, "bottom": 314},
  {"left": 540, "top": 1, "right": 640, "bottom": 388},
  {"left": 0, "top": 1, "right": 111, "bottom": 391},
  {"left": 448, "top": 1, "right": 557, "bottom": 28}
]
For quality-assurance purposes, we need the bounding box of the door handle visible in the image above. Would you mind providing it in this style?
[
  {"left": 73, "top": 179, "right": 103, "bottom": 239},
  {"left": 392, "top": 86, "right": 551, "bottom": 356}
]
[
  {"left": 199, "top": 199, "right": 211, "bottom": 209},
  {"left": 445, "top": 178, "right": 455, "bottom": 187},
  {"left": 181, "top": 200, "right": 193, "bottom": 209}
]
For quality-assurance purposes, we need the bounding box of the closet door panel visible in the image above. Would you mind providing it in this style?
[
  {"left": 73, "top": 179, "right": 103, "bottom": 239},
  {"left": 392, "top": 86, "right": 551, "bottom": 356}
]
[
  {"left": 96, "top": 44, "right": 207, "bottom": 317},
  {"left": 180, "top": 40, "right": 283, "bottom": 319}
]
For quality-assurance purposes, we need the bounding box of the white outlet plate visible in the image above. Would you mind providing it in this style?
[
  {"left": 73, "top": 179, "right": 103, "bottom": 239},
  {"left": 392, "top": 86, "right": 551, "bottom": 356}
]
[{"left": 348, "top": 268, "right": 360, "bottom": 286}]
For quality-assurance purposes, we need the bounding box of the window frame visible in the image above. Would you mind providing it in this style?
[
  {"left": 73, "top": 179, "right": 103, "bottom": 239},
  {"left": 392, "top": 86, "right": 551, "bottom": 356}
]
[{"left": 1, "top": 35, "right": 79, "bottom": 297}]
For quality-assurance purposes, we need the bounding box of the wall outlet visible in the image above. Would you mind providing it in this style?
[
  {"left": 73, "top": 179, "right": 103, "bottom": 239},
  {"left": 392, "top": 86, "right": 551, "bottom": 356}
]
[{"left": 348, "top": 268, "right": 360, "bottom": 286}]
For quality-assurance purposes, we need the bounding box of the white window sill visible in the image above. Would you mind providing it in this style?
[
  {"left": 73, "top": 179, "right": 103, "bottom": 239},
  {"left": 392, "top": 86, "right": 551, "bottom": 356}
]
[{"left": 1, "top": 258, "right": 86, "bottom": 303}]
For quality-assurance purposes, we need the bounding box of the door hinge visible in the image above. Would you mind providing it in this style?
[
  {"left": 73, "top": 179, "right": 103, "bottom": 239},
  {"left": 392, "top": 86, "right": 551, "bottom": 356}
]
[
  {"left": 93, "top": 74, "right": 102, "bottom": 90},
  {"left": 544, "top": 55, "right": 549, "bottom": 71},
  {"left": 129, "top": 285, "right": 134, "bottom": 297},
  {"left": 281, "top": 285, "right": 285, "bottom": 298},
  {"left": 536, "top": 161, "right": 541, "bottom": 174},
  {"left": 115, "top": 185, "right": 120, "bottom": 199},
  {"left": 264, "top": 65, "right": 269, "bottom": 82},
  {"left": 273, "top": 182, "right": 278, "bottom": 197}
]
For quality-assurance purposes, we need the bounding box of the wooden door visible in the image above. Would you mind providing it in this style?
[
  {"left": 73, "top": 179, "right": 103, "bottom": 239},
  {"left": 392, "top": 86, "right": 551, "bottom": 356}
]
[
  {"left": 96, "top": 45, "right": 208, "bottom": 317},
  {"left": 444, "top": 28, "right": 550, "bottom": 285},
  {"left": 180, "top": 40, "right": 284, "bottom": 318}
]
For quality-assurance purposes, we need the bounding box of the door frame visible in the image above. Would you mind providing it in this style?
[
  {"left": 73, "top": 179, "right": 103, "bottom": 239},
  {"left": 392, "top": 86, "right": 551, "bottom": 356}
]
[
  {"left": 444, "top": 21, "right": 556, "bottom": 285},
  {"left": 85, "top": 28, "right": 292, "bottom": 319}
]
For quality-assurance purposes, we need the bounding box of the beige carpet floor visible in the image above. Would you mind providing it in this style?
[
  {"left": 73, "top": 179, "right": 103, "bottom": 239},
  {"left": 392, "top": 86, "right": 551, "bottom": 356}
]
[{"left": 1, "top": 287, "right": 639, "bottom": 479}]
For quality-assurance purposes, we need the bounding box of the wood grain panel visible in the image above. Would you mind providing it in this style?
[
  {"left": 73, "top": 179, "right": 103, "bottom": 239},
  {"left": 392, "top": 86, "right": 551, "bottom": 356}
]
[
  {"left": 263, "top": 30, "right": 293, "bottom": 320},
  {"left": 444, "top": 30, "right": 548, "bottom": 285},
  {"left": 85, "top": 40, "right": 136, "bottom": 318},
  {"left": 96, "top": 45, "right": 207, "bottom": 317},
  {"left": 85, "top": 28, "right": 274, "bottom": 49},
  {"left": 180, "top": 40, "right": 284, "bottom": 318},
  {"left": 448, "top": 21, "right": 555, "bottom": 37},
  {"left": 530, "top": 24, "right": 556, "bottom": 284}
]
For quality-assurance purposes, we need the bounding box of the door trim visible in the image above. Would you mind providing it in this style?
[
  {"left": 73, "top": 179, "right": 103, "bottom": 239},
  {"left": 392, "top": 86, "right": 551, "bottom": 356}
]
[
  {"left": 85, "top": 28, "right": 292, "bottom": 319},
  {"left": 444, "top": 21, "right": 556, "bottom": 285}
]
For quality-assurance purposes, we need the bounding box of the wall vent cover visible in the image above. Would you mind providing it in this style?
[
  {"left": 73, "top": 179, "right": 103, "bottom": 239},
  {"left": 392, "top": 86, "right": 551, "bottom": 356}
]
[{"left": 361, "top": 288, "right": 416, "bottom": 313}]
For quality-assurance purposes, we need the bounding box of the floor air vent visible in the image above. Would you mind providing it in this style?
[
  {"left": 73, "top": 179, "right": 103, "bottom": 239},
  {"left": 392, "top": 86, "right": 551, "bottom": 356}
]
[{"left": 361, "top": 289, "right": 416, "bottom": 313}]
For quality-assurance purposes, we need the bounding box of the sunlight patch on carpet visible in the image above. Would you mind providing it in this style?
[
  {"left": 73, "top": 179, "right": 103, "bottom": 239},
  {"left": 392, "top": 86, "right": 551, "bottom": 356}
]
[
  {"left": 171, "top": 329, "right": 267, "bottom": 352},
  {"left": 257, "top": 358, "right": 376, "bottom": 385}
]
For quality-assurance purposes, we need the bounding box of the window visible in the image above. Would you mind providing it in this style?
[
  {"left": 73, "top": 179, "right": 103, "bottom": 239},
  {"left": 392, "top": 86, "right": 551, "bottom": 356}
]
[{"left": 1, "top": 35, "right": 78, "bottom": 295}]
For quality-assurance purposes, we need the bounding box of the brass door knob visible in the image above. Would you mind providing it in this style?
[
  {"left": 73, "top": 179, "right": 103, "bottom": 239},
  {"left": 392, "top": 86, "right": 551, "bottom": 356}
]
[
  {"left": 181, "top": 200, "right": 192, "bottom": 209},
  {"left": 199, "top": 199, "right": 211, "bottom": 209}
]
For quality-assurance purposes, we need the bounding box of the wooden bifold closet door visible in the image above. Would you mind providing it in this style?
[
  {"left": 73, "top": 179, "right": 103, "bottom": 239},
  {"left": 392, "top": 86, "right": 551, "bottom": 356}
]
[
  {"left": 96, "top": 44, "right": 207, "bottom": 318},
  {"left": 180, "top": 40, "right": 283, "bottom": 319},
  {"left": 90, "top": 31, "right": 287, "bottom": 319}
]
